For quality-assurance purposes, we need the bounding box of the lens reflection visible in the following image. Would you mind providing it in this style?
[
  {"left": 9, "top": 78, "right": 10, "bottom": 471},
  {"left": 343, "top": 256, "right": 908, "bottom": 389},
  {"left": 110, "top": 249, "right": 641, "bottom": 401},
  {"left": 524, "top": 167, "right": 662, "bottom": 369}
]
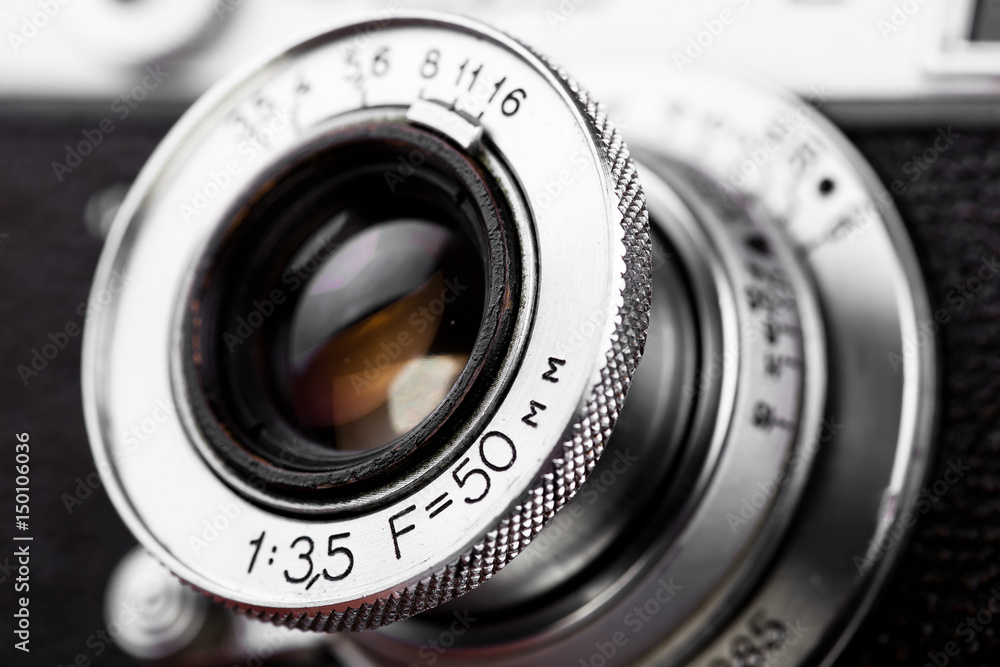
[{"left": 285, "top": 218, "right": 483, "bottom": 452}]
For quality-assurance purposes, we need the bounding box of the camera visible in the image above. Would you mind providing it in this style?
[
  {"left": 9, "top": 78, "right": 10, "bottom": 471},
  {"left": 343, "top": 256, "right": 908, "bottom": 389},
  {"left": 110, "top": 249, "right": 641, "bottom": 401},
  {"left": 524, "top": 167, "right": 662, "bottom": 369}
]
[{"left": 3, "top": 1, "right": 998, "bottom": 665}]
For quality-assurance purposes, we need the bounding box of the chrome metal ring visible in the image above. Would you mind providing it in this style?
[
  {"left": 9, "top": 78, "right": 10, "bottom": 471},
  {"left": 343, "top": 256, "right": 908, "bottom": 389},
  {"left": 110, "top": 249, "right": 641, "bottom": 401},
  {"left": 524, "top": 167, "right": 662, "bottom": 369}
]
[{"left": 82, "top": 12, "right": 651, "bottom": 631}]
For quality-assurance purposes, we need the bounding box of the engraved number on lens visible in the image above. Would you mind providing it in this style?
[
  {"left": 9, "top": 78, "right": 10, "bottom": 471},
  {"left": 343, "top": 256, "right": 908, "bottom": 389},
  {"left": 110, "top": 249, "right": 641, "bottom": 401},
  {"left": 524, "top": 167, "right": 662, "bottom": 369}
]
[
  {"left": 417, "top": 47, "right": 527, "bottom": 118},
  {"left": 450, "top": 430, "right": 517, "bottom": 505},
  {"left": 246, "top": 531, "right": 355, "bottom": 590},
  {"left": 707, "top": 610, "right": 791, "bottom": 667}
]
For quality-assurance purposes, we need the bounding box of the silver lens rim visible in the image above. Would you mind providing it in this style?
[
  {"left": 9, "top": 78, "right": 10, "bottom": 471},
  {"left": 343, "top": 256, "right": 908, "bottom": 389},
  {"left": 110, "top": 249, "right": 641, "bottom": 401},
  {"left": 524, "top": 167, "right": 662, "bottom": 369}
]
[{"left": 81, "top": 11, "right": 651, "bottom": 628}]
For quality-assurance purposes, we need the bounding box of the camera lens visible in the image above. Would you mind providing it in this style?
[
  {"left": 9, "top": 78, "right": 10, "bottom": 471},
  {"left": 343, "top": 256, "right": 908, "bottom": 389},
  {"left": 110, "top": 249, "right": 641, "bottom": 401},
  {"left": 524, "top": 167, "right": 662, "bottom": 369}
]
[
  {"left": 82, "top": 11, "right": 938, "bottom": 666},
  {"left": 85, "top": 14, "right": 651, "bottom": 635}
]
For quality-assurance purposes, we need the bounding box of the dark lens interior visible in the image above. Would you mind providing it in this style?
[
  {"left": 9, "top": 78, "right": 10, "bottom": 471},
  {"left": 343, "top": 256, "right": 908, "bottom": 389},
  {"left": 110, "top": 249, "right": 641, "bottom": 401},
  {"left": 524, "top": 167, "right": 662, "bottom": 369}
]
[
  {"left": 195, "top": 128, "right": 501, "bottom": 474},
  {"left": 280, "top": 206, "right": 484, "bottom": 452}
]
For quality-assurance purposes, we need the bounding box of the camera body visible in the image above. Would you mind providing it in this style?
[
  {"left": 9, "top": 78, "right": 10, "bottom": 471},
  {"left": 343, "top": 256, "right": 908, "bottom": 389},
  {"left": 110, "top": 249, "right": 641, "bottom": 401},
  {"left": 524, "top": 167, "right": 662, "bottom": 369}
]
[{"left": 3, "top": 1, "right": 999, "bottom": 665}]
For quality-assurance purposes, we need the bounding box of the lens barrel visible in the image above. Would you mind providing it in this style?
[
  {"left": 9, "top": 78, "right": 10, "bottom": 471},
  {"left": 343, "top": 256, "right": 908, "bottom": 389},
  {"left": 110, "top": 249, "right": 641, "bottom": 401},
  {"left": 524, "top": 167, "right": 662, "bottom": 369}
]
[{"left": 84, "top": 13, "right": 935, "bottom": 666}]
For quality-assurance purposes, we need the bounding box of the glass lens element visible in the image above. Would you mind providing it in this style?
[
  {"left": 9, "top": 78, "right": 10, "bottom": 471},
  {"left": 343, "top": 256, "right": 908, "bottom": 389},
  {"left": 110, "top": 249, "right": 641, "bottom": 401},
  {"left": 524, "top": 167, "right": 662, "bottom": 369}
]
[{"left": 285, "top": 217, "right": 484, "bottom": 452}]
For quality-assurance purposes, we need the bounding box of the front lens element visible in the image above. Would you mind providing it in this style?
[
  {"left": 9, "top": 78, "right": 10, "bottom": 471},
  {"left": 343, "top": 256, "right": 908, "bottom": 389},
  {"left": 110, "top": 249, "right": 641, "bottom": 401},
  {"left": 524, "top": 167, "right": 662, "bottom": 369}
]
[
  {"left": 285, "top": 217, "right": 484, "bottom": 452},
  {"left": 188, "top": 123, "right": 508, "bottom": 491}
]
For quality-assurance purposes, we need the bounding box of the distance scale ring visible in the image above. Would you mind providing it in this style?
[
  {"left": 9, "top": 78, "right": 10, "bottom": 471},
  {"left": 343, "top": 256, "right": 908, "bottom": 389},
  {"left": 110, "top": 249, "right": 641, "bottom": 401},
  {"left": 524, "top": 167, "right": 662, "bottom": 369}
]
[
  {"left": 81, "top": 13, "right": 651, "bottom": 631},
  {"left": 604, "top": 70, "right": 935, "bottom": 666}
]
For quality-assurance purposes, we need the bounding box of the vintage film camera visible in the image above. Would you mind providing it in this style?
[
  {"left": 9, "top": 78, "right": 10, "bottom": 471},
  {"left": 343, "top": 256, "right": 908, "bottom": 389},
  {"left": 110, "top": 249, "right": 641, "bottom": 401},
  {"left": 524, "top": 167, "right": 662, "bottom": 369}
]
[{"left": 2, "top": 1, "right": 999, "bottom": 665}]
